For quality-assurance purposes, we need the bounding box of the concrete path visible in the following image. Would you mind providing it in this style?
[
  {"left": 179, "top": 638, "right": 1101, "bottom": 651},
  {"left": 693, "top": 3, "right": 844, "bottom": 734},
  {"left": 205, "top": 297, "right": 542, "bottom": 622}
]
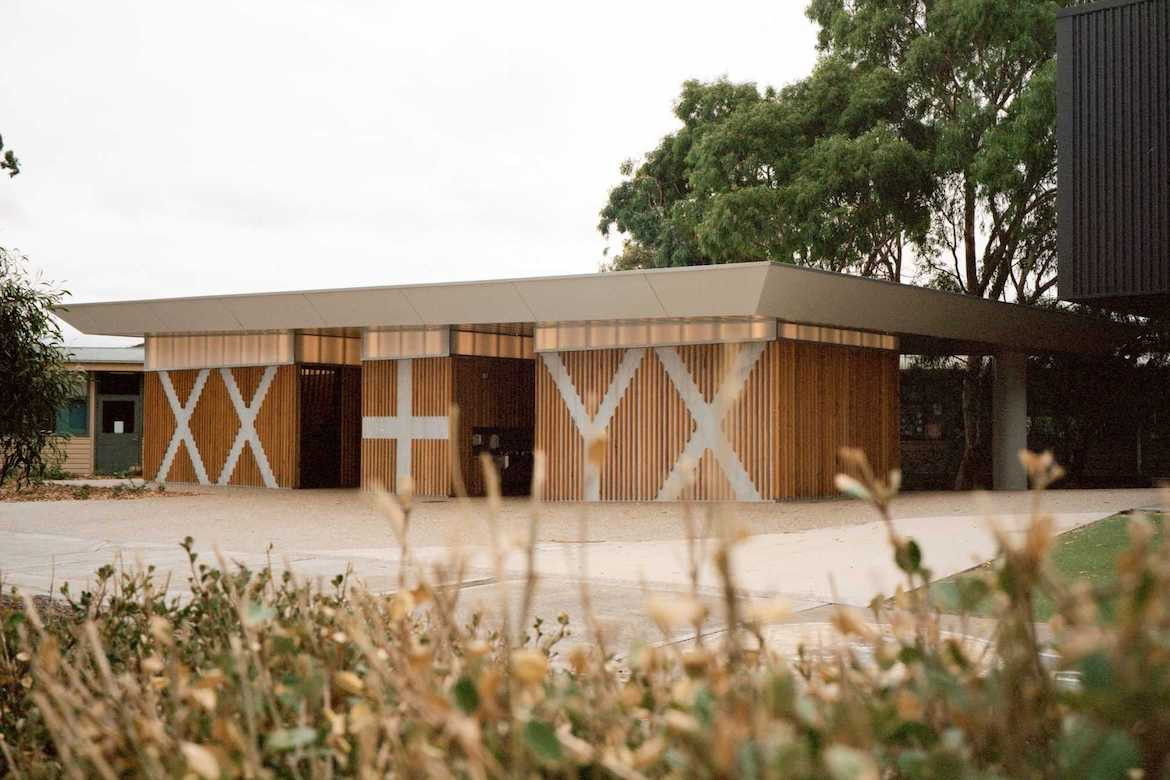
[{"left": 1, "top": 486, "right": 1161, "bottom": 651}]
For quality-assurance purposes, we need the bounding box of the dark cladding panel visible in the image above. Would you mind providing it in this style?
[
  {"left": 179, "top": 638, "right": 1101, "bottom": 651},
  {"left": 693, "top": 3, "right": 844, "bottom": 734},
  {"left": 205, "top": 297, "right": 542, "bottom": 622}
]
[{"left": 1057, "top": 0, "right": 1170, "bottom": 307}]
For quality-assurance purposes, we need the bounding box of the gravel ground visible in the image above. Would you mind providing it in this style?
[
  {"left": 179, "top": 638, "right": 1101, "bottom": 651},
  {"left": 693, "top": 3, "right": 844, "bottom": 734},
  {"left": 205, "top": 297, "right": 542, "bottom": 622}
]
[{"left": 0, "top": 484, "right": 1157, "bottom": 552}]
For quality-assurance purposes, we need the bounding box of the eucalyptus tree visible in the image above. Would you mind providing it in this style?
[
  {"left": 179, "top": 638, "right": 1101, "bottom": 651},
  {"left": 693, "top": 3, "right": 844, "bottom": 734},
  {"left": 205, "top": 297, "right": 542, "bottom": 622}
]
[{"left": 600, "top": 0, "right": 1062, "bottom": 486}]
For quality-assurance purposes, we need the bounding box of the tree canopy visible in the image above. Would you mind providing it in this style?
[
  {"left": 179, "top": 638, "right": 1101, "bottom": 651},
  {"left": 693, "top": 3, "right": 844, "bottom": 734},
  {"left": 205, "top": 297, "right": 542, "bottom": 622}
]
[
  {"left": 600, "top": 0, "right": 1059, "bottom": 303},
  {"left": 0, "top": 134, "right": 19, "bottom": 178},
  {"left": 0, "top": 248, "right": 75, "bottom": 487}
]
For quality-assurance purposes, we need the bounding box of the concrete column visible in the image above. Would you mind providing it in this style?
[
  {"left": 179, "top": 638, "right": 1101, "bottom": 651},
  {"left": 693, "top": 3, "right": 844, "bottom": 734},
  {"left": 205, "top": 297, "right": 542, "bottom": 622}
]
[{"left": 992, "top": 351, "right": 1028, "bottom": 490}]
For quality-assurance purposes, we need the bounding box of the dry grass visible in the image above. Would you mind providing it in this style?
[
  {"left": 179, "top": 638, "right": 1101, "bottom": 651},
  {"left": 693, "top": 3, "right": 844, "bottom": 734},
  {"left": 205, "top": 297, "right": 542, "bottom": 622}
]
[{"left": 2, "top": 445, "right": 1169, "bottom": 778}]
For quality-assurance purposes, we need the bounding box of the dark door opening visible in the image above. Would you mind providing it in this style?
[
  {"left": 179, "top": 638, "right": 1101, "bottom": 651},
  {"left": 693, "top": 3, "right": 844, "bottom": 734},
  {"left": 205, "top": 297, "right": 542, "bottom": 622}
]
[
  {"left": 95, "top": 372, "right": 142, "bottom": 475},
  {"left": 454, "top": 356, "right": 535, "bottom": 497},
  {"left": 298, "top": 365, "right": 361, "bottom": 488}
]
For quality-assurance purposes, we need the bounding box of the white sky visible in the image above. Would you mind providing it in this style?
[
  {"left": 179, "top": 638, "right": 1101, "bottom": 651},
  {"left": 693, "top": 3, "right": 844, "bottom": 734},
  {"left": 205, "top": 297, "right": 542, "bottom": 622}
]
[{"left": 1, "top": 1, "right": 818, "bottom": 345}]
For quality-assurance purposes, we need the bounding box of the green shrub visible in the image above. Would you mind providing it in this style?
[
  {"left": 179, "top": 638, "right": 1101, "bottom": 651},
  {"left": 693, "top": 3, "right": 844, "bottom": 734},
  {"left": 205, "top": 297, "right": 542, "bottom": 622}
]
[{"left": 1, "top": 451, "right": 1168, "bottom": 778}]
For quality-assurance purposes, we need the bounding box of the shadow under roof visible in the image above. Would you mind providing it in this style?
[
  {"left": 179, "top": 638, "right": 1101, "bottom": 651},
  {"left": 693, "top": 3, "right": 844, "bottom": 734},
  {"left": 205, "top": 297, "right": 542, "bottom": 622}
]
[{"left": 53, "top": 262, "right": 1134, "bottom": 355}]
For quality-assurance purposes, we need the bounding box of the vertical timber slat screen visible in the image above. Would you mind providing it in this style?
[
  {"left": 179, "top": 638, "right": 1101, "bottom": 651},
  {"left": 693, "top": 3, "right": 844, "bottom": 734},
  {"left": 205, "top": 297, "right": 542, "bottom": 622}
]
[
  {"left": 411, "top": 357, "right": 453, "bottom": 497},
  {"left": 360, "top": 357, "right": 452, "bottom": 496},
  {"left": 143, "top": 365, "right": 300, "bottom": 488},
  {"left": 535, "top": 340, "right": 899, "bottom": 501},
  {"left": 298, "top": 366, "right": 342, "bottom": 489},
  {"left": 453, "top": 356, "right": 535, "bottom": 497}
]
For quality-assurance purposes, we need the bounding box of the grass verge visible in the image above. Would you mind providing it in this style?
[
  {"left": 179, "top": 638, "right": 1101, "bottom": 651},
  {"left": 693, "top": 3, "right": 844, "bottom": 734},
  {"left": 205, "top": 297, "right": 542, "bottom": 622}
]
[{"left": 929, "top": 510, "right": 1166, "bottom": 621}]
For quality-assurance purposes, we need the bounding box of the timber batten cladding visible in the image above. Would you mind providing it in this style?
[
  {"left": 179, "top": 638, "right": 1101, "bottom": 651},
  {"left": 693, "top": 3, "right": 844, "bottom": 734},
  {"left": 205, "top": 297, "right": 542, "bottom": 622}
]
[
  {"left": 359, "top": 355, "right": 534, "bottom": 497},
  {"left": 58, "top": 262, "right": 1134, "bottom": 500},
  {"left": 535, "top": 340, "right": 898, "bottom": 501},
  {"left": 143, "top": 365, "right": 301, "bottom": 487}
]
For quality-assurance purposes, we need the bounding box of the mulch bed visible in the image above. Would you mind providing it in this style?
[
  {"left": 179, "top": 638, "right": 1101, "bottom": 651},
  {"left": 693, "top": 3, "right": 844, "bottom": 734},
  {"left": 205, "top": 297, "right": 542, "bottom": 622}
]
[{"left": 0, "top": 483, "right": 189, "bottom": 502}]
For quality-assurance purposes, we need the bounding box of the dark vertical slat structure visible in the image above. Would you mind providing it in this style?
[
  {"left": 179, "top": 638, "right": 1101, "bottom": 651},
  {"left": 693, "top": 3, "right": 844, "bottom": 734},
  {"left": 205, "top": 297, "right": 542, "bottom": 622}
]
[
  {"left": 1057, "top": 0, "right": 1170, "bottom": 312},
  {"left": 298, "top": 365, "right": 361, "bottom": 489},
  {"left": 298, "top": 366, "right": 342, "bottom": 489}
]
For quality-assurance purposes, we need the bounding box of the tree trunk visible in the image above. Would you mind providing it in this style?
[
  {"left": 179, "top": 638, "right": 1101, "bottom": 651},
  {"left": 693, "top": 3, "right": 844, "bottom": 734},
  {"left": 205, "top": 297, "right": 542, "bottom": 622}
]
[
  {"left": 954, "top": 357, "right": 987, "bottom": 490},
  {"left": 954, "top": 179, "right": 986, "bottom": 489}
]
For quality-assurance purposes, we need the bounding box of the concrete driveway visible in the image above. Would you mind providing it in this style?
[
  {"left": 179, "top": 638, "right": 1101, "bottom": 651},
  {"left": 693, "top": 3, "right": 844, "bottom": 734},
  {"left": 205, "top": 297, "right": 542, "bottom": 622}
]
[{"left": 1, "top": 486, "right": 1161, "bottom": 650}]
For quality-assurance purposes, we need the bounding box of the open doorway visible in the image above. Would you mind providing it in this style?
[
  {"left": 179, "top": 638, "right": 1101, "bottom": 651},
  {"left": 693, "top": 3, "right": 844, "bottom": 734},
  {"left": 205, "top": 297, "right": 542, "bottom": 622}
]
[
  {"left": 453, "top": 356, "right": 535, "bottom": 497},
  {"left": 298, "top": 365, "right": 361, "bottom": 488}
]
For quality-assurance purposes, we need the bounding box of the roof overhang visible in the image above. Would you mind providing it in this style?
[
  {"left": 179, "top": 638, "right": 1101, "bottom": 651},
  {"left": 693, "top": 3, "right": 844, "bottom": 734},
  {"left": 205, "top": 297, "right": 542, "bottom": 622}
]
[{"left": 54, "top": 263, "right": 1136, "bottom": 355}]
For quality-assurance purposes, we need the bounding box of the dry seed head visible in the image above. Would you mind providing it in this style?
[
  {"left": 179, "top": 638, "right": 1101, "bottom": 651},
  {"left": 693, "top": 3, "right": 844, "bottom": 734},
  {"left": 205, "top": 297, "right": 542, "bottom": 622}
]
[
  {"left": 620, "top": 682, "right": 642, "bottom": 708},
  {"left": 371, "top": 484, "right": 407, "bottom": 542},
  {"left": 189, "top": 688, "right": 216, "bottom": 711},
  {"left": 334, "top": 670, "right": 365, "bottom": 695},
  {"left": 1024, "top": 513, "right": 1056, "bottom": 561},
  {"left": 558, "top": 726, "right": 595, "bottom": 763},
  {"left": 746, "top": 597, "right": 794, "bottom": 625},
  {"left": 663, "top": 709, "right": 701, "bottom": 736},
  {"left": 325, "top": 707, "right": 346, "bottom": 737},
  {"left": 348, "top": 701, "right": 377, "bottom": 736},
  {"left": 567, "top": 644, "right": 591, "bottom": 675},
  {"left": 681, "top": 647, "right": 711, "bottom": 675},
  {"left": 831, "top": 607, "right": 876, "bottom": 641},
  {"left": 180, "top": 742, "right": 220, "bottom": 780},
  {"left": 633, "top": 736, "right": 666, "bottom": 769},
  {"left": 586, "top": 432, "right": 609, "bottom": 471},
  {"left": 824, "top": 744, "right": 880, "bottom": 780},
  {"left": 465, "top": 639, "right": 490, "bottom": 659},
  {"left": 148, "top": 615, "right": 173, "bottom": 645},
  {"left": 834, "top": 473, "right": 872, "bottom": 503},
  {"left": 510, "top": 649, "right": 548, "bottom": 686},
  {"left": 644, "top": 595, "right": 706, "bottom": 633},
  {"left": 1128, "top": 515, "right": 1157, "bottom": 546},
  {"left": 670, "top": 677, "right": 696, "bottom": 707}
]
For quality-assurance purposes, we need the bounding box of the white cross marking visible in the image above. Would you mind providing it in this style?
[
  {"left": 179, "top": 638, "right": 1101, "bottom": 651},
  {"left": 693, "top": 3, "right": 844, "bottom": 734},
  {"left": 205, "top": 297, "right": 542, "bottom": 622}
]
[
  {"left": 361, "top": 359, "right": 449, "bottom": 487},
  {"left": 156, "top": 369, "right": 211, "bottom": 484},
  {"left": 540, "top": 348, "right": 645, "bottom": 500},
  {"left": 217, "top": 366, "right": 279, "bottom": 488},
  {"left": 655, "top": 343, "right": 765, "bottom": 501}
]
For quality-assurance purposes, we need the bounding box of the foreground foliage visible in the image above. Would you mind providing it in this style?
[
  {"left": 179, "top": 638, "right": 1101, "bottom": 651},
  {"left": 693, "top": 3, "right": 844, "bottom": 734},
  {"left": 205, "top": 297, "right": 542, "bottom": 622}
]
[{"left": 2, "top": 452, "right": 1169, "bottom": 778}]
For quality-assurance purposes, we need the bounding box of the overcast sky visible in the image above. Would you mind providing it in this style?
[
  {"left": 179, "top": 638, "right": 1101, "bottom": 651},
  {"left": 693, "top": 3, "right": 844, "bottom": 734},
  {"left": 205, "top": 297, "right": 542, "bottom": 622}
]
[{"left": 2, "top": 1, "right": 818, "bottom": 345}]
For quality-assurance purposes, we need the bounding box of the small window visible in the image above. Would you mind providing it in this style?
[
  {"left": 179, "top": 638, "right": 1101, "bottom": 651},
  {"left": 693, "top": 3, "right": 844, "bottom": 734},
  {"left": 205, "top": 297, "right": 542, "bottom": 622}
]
[
  {"left": 55, "top": 398, "right": 89, "bottom": 436},
  {"left": 101, "top": 400, "right": 135, "bottom": 434}
]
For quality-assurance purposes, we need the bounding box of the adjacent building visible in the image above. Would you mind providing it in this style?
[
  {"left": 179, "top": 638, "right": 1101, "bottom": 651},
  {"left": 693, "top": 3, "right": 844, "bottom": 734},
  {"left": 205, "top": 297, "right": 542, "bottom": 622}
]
[
  {"left": 52, "top": 346, "right": 145, "bottom": 476},
  {"left": 1057, "top": 0, "right": 1170, "bottom": 313}
]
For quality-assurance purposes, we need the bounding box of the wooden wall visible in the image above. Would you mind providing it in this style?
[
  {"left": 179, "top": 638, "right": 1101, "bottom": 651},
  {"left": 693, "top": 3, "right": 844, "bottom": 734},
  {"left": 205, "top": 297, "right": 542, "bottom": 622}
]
[
  {"left": 411, "top": 357, "right": 453, "bottom": 497},
  {"left": 453, "top": 356, "right": 535, "bottom": 496},
  {"left": 775, "top": 340, "right": 900, "bottom": 498},
  {"left": 360, "top": 357, "right": 453, "bottom": 495},
  {"left": 143, "top": 365, "right": 300, "bottom": 487},
  {"left": 360, "top": 356, "right": 535, "bottom": 496},
  {"left": 535, "top": 339, "right": 899, "bottom": 501},
  {"left": 360, "top": 360, "right": 396, "bottom": 491}
]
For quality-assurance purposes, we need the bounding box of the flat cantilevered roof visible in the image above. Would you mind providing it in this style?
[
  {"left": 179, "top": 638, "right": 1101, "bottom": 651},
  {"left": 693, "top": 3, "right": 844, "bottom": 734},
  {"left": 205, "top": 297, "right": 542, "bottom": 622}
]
[{"left": 54, "top": 262, "right": 1133, "bottom": 354}]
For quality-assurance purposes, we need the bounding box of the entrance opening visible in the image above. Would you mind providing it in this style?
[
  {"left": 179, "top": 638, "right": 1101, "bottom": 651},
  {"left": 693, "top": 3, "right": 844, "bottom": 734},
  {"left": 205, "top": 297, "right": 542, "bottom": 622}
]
[
  {"left": 298, "top": 365, "right": 361, "bottom": 488},
  {"left": 454, "top": 356, "right": 535, "bottom": 497},
  {"left": 94, "top": 372, "right": 142, "bottom": 475}
]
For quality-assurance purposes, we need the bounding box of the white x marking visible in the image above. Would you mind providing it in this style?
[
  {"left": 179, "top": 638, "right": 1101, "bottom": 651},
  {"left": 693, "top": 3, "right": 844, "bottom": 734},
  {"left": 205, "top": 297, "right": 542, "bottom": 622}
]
[
  {"left": 218, "top": 366, "right": 279, "bottom": 488},
  {"left": 156, "top": 369, "right": 211, "bottom": 484},
  {"left": 540, "top": 348, "right": 646, "bottom": 500},
  {"left": 655, "top": 343, "right": 765, "bottom": 501}
]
